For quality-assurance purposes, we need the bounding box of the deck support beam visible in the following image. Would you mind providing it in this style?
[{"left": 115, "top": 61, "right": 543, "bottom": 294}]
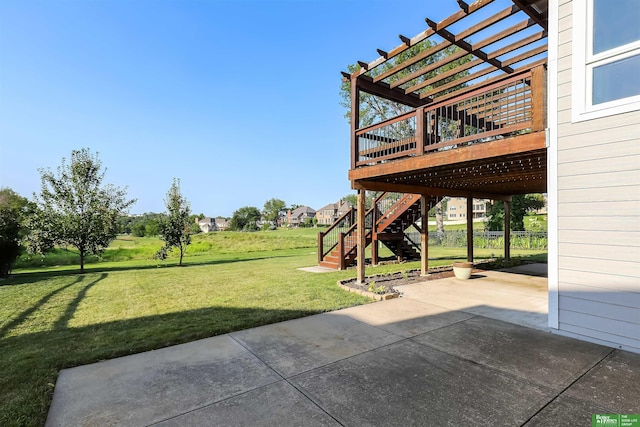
[
  {"left": 357, "top": 189, "right": 366, "bottom": 284},
  {"left": 467, "top": 197, "right": 474, "bottom": 262},
  {"left": 504, "top": 199, "right": 511, "bottom": 261},
  {"left": 421, "top": 195, "right": 429, "bottom": 276}
]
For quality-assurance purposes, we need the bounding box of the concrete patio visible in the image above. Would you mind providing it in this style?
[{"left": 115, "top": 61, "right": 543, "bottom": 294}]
[{"left": 46, "top": 265, "right": 640, "bottom": 426}]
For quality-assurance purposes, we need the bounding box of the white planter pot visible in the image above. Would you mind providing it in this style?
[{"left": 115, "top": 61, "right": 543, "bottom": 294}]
[{"left": 453, "top": 262, "right": 473, "bottom": 280}]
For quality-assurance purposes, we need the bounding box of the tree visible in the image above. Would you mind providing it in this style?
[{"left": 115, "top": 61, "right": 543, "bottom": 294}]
[
  {"left": 156, "top": 178, "right": 192, "bottom": 266},
  {"left": 263, "top": 198, "right": 286, "bottom": 226},
  {"left": 340, "top": 42, "right": 472, "bottom": 126},
  {"left": 131, "top": 222, "right": 147, "bottom": 237},
  {"left": 27, "top": 148, "right": 136, "bottom": 273},
  {"left": 0, "top": 188, "right": 32, "bottom": 277},
  {"left": 485, "top": 194, "right": 546, "bottom": 231},
  {"left": 341, "top": 192, "right": 382, "bottom": 211},
  {"left": 144, "top": 219, "right": 159, "bottom": 237},
  {"left": 431, "top": 198, "right": 448, "bottom": 242},
  {"left": 229, "top": 206, "right": 261, "bottom": 231}
]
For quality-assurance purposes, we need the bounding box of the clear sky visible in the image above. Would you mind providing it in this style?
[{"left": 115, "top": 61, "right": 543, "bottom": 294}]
[{"left": 0, "top": 0, "right": 478, "bottom": 217}]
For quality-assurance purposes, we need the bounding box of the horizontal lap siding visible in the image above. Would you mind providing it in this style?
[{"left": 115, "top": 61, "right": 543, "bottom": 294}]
[{"left": 555, "top": 1, "right": 640, "bottom": 352}]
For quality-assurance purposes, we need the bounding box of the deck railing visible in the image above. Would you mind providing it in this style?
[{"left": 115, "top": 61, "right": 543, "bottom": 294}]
[{"left": 354, "top": 65, "right": 546, "bottom": 167}]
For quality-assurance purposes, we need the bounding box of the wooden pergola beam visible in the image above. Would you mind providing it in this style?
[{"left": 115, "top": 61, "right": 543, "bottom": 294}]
[
  {"left": 356, "top": 75, "right": 425, "bottom": 108},
  {"left": 396, "top": 19, "right": 541, "bottom": 92},
  {"left": 511, "top": 0, "right": 548, "bottom": 30},
  {"left": 419, "top": 54, "right": 545, "bottom": 101},
  {"left": 376, "top": 3, "right": 519, "bottom": 85},
  {"left": 425, "top": 18, "right": 514, "bottom": 74},
  {"left": 373, "top": 39, "right": 452, "bottom": 84},
  {"left": 349, "top": 0, "right": 496, "bottom": 80}
]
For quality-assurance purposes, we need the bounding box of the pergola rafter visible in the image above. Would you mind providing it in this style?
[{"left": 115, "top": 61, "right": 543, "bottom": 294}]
[{"left": 343, "top": 0, "right": 548, "bottom": 108}]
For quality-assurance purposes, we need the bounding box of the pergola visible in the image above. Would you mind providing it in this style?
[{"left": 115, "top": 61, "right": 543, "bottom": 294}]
[{"left": 342, "top": 0, "right": 549, "bottom": 282}]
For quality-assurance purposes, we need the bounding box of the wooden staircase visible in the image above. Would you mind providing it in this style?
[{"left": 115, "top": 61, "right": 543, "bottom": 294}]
[{"left": 318, "top": 193, "right": 439, "bottom": 269}]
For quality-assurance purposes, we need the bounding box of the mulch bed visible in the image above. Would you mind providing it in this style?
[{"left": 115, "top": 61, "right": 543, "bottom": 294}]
[
  {"left": 338, "top": 266, "right": 454, "bottom": 299},
  {"left": 337, "top": 259, "right": 513, "bottom": 299}
]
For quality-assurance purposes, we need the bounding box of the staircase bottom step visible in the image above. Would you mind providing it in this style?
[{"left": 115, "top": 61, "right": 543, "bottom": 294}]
[{"left": 319, "top": 261, "right": 339, "bottom": 269}]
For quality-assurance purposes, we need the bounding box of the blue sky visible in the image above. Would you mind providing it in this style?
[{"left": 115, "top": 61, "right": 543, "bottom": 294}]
[{"left": 1, "top": 0, "right": 487, "bottom": 216}]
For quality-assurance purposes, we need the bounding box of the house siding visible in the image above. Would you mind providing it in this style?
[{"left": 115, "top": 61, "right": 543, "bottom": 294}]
[{"left": 552, "top": 0, "right": 640, "bottom": 353}]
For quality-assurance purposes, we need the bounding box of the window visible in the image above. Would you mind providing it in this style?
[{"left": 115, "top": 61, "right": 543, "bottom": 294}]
[{"left": 572, "top": 0, "right": 640, "bottom": 121}]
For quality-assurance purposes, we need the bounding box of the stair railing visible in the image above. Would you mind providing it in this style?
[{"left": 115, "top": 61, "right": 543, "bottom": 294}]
[
  {"left": 376, "top": 193, "right": 418, "bottom": 230},
  {"left": 318, "top": 207, "right": 355, "bottom": 262}
]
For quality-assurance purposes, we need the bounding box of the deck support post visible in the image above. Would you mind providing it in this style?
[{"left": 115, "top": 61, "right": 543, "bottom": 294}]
[
  {"left": 467, "top": 197, "right": 474, "bottom": 262},
  {"left": 421, "top": 195, "right": 429, "bottom": 276},
  {"left": 357, "top": 189, "right": 366, "bottom": 284},
  {"left": 504, "top": 200, "right": 511, "bottom": 261},
  {"left": 350, "top": 79, "right": 360, "bottom": 170}
]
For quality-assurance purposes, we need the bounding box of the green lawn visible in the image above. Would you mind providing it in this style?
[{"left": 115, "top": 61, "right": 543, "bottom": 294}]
[{"left": 1, "top": 228, "right": 546, "bottom": 426}]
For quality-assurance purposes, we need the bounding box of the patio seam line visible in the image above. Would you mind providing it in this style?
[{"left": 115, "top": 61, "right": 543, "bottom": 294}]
[
  {"left": 406, "top": 317, "right": 614, "bottom": 393},
  {"left": 227, "top": 333, "right": 347, "bottom": 426},
  {"left": 518, "top": 348, "right": 617, "bottom": 426},
  {"left": 142, "top": 333, "right": 286, "bottom": 427},
  {"left": 143, "top": 379, "right": 288, "bottom": 427},
  {"left": 137, "top": 307, "right": 547, "bottom": 426}
]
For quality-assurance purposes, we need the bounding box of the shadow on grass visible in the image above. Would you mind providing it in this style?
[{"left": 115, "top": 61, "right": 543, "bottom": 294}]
[
  {"left": 0, "top": 305, "right": 320, "bottom": 426},
  {"left": 0, "top": 273, "right": 109, "bottom": 339},
  {"left": 3, "top": 253, "right": 298, "bottom": 285},
  {"left": 0, "top": 275, "right": 86, "bottom": 338},
  {"left": 53, "top": 273, "right": 108, "bottom": 330}
]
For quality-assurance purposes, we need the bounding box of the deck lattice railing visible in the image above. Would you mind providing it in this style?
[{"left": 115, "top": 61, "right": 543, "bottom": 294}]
[{"left": 354, "top": 66, "right": 545, "bottom": 167}]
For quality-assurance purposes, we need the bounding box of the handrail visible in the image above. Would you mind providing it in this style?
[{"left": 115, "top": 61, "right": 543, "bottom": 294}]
[
  {"left": 355, "top": 109, "right": 417, "bottom": 136},
  {"left": 318, "top": 207, "right": 354, "bottom": 259},
  {"left": 318, "top": 197, "right": 377, "bottom": 263},
  {"left": 377, "top": 193, "right": 417, "bottom": 228}
]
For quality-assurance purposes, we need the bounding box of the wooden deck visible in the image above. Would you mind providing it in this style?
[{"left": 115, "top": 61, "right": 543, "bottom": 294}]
[
  {"left": 349, "top": 64, "right": 547, "bottom": 199},
  {"left": 339, "top": 0, "right": 549, "bottom": 280},
  {"left": 344, "top": 0, "right": 548, "bottom": 200}
]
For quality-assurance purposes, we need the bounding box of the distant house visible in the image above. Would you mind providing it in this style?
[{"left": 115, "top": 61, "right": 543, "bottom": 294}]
[
  {"left": 316, "top": 200, "right": 354, "bottom": 225},
  {"left": 276, "top": 211, "right": 288, "bottom": 227},
  {"left": 446, "top": 198, "right": 488, "bottom": 220},
  {"left": 215, "top": 217, "right": 230, "bottom": 231},
  {"left": 196, "top": 217, "right": 215, "bottom": 233},
  {"left": 287, "top": 206, "right": 316, "bottom": 227}
]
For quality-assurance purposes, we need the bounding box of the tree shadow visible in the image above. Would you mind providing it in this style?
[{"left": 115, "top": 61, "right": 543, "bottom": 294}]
[
  {"left": 0, "top": 305, "right": 320, "bottom": 426},
  {"left": 52, "top": 273, "right": 108, "bottom": 330},
  {"left": 0, "top": 275, "right": 86, "bottom": 339},
  {"left": 3, "top": 253, "right": 297, "bottom": 284}
]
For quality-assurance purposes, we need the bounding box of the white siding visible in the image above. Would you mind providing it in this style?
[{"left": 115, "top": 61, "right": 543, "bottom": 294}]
[{"left": 553, "top": 0, "right": 640, "bottom": 353}]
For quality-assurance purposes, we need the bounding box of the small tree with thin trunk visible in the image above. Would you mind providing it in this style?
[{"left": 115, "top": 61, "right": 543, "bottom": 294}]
[
  {"left": 27, "top": 149, "right": 136, "bottom": 273},
  {"left": 156, "top": 178, "right": 191, "bottom": 266}
]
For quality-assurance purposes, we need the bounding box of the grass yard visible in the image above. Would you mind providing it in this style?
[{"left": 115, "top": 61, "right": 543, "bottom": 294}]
[{"left": 1, "top": 228, "right": 546, "bottom": 426}]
